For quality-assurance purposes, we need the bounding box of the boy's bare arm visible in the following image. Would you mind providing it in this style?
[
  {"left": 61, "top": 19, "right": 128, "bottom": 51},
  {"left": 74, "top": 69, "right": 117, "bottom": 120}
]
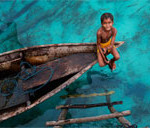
[
  {"left": 97, "top": 30, "right": 102, "bottom": 50},
  {"left": 107, "top": 28, "right": 117, "bottom": 50}
]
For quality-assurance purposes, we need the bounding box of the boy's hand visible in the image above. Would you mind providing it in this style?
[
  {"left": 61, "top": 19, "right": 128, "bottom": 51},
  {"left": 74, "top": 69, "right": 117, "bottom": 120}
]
[{"left": 102, "top": 47, "right": 107, "bottom": 54}]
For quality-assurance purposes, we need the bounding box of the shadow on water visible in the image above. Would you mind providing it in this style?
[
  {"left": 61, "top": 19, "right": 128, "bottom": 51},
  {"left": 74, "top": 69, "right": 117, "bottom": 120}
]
[
  {"left": 125, "top": 83, "right": 148, "bottom": 102},
  {"left": 2, "top": 0, "right": 37, "bottom": 23},
  {"left": 0, "top": 89, "right": 64, "bottom": 127},
  {"left": 18, "top": 1, "right": 73, "bottom": 36},
  {"left": 62, "top": 66, "right": 123, "bottom": 98},
  {"left": 0, "top": 107, "right": 43, "bottom": 127},
  {"left": 124, "top": 82, "right": 150, "bottom": 125},
  {"left": 0, "top": 21, "right": 24, "bottom": 53}
]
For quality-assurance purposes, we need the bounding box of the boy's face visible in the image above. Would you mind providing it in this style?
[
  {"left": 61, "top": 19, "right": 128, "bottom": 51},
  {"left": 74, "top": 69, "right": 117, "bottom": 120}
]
[{"left": 101, "top": 18, "right": 113, "bottom": 31}]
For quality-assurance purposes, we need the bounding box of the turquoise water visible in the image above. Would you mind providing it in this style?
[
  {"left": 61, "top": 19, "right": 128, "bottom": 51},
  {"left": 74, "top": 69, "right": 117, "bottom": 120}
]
[{"left": 0, "top": 0, "right": 150, "bottom": 127}]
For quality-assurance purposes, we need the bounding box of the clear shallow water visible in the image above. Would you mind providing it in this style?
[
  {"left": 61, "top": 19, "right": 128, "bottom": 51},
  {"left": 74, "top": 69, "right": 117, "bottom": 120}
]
[{"left": 0, "top": 0, "right": 150, "bottom": 127}]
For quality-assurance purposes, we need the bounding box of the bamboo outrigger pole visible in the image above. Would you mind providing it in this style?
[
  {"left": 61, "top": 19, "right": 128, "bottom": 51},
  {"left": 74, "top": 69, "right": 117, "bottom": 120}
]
[
  {"left": 53, "top": 109, "right": 68, "bottom": 128},
  {"left": 106, "top": 94, "right": 132, "bottom": 127},
  {"left": 46, "top": 110, "right": 131, "bottom": 126},
  {"left": 60, "top": 91, "right": 115, "bottom": 99},
  {"left": 54, "top": 99, "right": 71, "bottom": 128},
  {"left": 56, "top": 101, "right": 122, "bottom": 109}
]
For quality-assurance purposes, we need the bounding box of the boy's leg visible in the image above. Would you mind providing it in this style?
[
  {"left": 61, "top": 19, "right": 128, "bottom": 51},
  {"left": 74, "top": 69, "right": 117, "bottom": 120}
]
[
  {"left": 97, "top": 52, "right": 106, "bottom": 67},
  {"left": 110, "top": 48, "right": 120, "bottom": 69}
]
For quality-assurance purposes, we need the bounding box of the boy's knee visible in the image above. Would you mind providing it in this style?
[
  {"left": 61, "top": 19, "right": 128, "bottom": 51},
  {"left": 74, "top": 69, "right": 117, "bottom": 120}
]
[
  {"left": 99, "top": 63, "right": 106, "bottom": 67},
  {"left": 115, "top": 55, "right": 120, "bottom": 60}
]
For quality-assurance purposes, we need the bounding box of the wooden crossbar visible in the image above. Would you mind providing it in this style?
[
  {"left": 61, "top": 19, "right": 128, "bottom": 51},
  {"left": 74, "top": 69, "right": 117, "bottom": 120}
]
[
  {"left": 60, "top": 91, "right": 115, "bottom": 99},
  {"left": 46, "top": 110, "right": 131, "bottom": 126},
  {"left": 54, "top": 99, "right": 71, "bottom": 128},
  {"left": 106, "top": 95, "right": 132, "bottom": 127},
  {"left": 56, "top": 101, "right": 122, "bottom": 109},
  {"left": 53, "top": 109, "right": 68, "bottom": 128}
]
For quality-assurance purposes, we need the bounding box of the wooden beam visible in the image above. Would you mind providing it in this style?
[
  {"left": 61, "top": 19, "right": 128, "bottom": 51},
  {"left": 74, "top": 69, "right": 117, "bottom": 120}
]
[
  {"left": 46, "top": 110, "right": 131, "bottom": 126},
  {"left": 60, "top": 91, "right": 115, "bottom": 99},
  {"left": 22, "top": 53, "right": 96, "bottom": 91},
  {"left": 56, "top": 101, "right": 122, "bottom": 109},
  {"left": 53, "top": 109, "right": 68, "bottom": 128},
  {"left": 54, "top": 99, "right": 71, "bottom": 128},
  {"left": 106, "top": 95, "right": 132, "bottom": 127}
]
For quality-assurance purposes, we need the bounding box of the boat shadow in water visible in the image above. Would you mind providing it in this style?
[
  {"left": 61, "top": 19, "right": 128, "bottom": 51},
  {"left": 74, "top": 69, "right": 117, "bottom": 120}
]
[{"left": 0, "top": 21, "right": 24, "bottom": 53}]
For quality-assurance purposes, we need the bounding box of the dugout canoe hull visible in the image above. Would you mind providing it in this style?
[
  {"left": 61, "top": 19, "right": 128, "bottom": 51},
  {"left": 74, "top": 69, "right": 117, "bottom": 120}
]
[
  {"left": 0, "top": 42, "right": 124, "bottom": 122},
  {"left": 0, "top": 42, "right": 124, "bottom": 78}
]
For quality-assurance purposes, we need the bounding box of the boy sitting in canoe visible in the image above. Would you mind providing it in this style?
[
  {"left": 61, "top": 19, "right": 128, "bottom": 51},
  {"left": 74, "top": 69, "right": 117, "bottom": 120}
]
[{"left": 97, "top": 13, "right": 120, "bottom": 71}]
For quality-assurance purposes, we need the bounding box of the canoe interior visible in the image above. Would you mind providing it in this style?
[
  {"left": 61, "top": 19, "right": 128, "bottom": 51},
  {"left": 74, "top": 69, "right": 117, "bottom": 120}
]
[
  {"left": 0, "top": 72, "right": 78, "bottom": 122},
  {"left": 0, "top": 52, "right": 97, "bottom": 111}
]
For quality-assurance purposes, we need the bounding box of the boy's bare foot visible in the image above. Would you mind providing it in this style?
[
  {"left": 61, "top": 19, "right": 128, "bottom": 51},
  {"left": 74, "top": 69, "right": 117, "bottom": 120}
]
[
  {"left": 108, "top": 60, "right": 116, "bottom": 71},
  {"left": 112, "top": 61, "right": 116, "bottom": 71}
]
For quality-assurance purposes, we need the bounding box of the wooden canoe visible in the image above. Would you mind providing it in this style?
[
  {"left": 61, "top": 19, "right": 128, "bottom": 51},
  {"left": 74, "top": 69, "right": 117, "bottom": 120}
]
[{"left": 0, "top": 42, "right": 124, "bottom": 122}]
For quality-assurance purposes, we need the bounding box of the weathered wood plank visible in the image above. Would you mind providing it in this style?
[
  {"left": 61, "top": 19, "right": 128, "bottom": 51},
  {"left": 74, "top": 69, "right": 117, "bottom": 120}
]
[
  {"left": 106, "top": 95, "right": 132, "bottom": 127},
  {"left": 54, "top": 99, "right": 71, "bottom": 128},
  {"left": 60, "top": 91, "right": 115, "bottom": 99},
  {"left": 22, "top": 53, "right": 96, "bottom": 90},
  {"left": 46, "top": 110, "right": 131, "bottom": 126},
  {"left": 56, "top": 101, "right": 123, "bottom": 109},
  {"left": 0, "top": 60, "right": 97, "bottom": 122},
  {"left": 53, "top": 109, "right": 68, "bottom": 128}
]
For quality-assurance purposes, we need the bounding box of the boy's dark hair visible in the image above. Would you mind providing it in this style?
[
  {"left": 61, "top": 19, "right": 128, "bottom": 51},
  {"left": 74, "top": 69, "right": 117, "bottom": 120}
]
[{"left": 101, "top": 13, "right": 114, "bottom": 23}]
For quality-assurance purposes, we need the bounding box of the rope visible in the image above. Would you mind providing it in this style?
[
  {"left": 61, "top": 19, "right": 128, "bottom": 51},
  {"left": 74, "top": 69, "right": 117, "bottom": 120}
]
[{"left": 0, "top": 60, "right": 60, "bottom": 97}]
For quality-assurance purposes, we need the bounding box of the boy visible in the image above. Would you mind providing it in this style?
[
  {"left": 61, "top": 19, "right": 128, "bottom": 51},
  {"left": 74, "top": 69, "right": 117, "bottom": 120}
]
[{"left": 97, "top": 13, "right": 120, "bottom": 71}]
